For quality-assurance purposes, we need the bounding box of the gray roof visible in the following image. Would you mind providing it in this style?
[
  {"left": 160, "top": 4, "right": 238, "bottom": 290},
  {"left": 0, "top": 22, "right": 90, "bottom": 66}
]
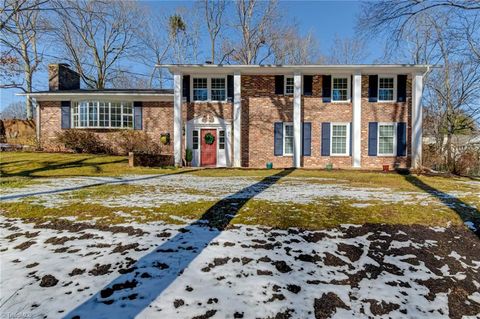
[{"left": 28, "top": 89, "right": 173, "bottom": 95}]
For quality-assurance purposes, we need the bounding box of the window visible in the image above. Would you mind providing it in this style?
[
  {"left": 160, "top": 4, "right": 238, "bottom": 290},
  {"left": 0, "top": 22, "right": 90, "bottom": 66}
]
[
  {"left": 285, "top": 76, "right": 294, "bottom": 95},
  {"left": 211, "top": 78, "right": 226, "bottom": 101},
  {"left": 378, "top": 123, "right": 396, "bottom": 155},
  {"left": 331, "top": 123, "right": 349, "bottom": 156},
  {"left": 283, "top": 123, "right": 294, "bottom": 155},
  {"left": 192, "top": 130, "right": 199, "bottom": 149},
  {"left": 219, "top": 130, "right": 225, "bottom": 149},
  {"left": 332, "top": 77, "right": 348, "bottom": 101},
  {"left": 378, "top": 76, "right": 395, "bottom": 101},
  {"left": 193, "top": 78, "right": 208, "bottom": 101},
  {"left": 72, "top": 101, "right": 133, "bottom": 129}
]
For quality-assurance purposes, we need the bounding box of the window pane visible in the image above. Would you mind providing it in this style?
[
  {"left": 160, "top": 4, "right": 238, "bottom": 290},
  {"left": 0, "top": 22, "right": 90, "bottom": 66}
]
[
  {"left": 379, "top": 77, "right": 394, "bottom": 101},
  {"left": 111, "top": 102, "right": 122, "bottom": 127},
  {"left": 193, "top": 78, "right": 208, "bottom": 101},
  {"left": 80, "top": 102, "right": 88, "bottom": 127},
  {"left": 284, "top": 124, "right": 294, "bottom": 155},
  {"left": 219, "top": 130, "right": 225, "bottom": 149},
  {"left": 332, "top": 78, "right": 348, "bottom": 101},
  {"left": 193, "top": 130, "right": 199, "bottom": 149},
  {"left": 88, "top": 102, "right": 98, "bottom": 127},
  {"left": 285, "top": 77, "right": 294, "bottom": 94},
  {"left": 211, "top": 78, "right": 226, "bottom": 101},
  {"left": 99, "top": 102, "right": 109, "bottom": 127},
  {"left": 332, "top": 124, "right": 347, "bottom": 154},
  {"left": 379, "top": 125, "right": 394, "bottom": 154}
]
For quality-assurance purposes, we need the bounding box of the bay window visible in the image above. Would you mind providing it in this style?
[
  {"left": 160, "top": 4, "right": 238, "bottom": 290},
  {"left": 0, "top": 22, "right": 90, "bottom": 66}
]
[
  {"left": 332, "top": 77, "right": 349, "bottom": 101},
  {"left": 331, "top": 123, "right": 349, "bottom": 156},
  {"left": 72, "top": 101, "right": 133, "bottom": 129},
  {"left": 378, "top": 123, "right": 396, "bottom": 155}
]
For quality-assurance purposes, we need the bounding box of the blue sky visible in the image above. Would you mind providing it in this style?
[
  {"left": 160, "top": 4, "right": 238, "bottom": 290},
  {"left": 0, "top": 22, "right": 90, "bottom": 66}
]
[{"left": 1, "top": 0, "right": 383, "bottom": 110}]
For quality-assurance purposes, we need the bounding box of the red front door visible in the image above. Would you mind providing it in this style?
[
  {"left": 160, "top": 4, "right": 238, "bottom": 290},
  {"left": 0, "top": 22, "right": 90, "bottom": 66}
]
[{"left": 201, "top": 129, "right": 217, "bottom": 167}]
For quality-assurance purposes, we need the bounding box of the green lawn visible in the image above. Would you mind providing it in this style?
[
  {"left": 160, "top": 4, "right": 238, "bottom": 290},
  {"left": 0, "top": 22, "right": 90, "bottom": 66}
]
[{"left": 1, "top": 151, "right": 479, "bottom": 230}]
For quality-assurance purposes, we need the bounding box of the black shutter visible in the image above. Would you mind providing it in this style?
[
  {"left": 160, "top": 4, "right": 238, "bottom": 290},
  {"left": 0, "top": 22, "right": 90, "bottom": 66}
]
[
  {"left": 397, "top": 122, "right": 407, "bottom": 156},
  {"left": 321, "top": 122, "right": 331, "bottom": 156},
  {"left": 302, "top": 122, "right": 311, "bottom": 156},
  {"left": 61, "top": 101, "right": 71, "bottom": 129},
  {"left": 322, "top": 75, "right": 331, "bottom": 102},
  {"left": 227, "top": 75, "right": 234, "bottom": 101},
  {"left": 350, "top": 75, "right": 353, "bottom": 100},
  {"left": 182, "top": 75, "right": 190, "bottom": 102},
  {"left": 397, "top": 75, "right": 407, "bottom": 102},
  {"left": 134, "top": 101, "right": 142, "bottom": 130},
  {"left": 274, "top": 122, "right": 283, "bottom": 156},
  {"left": 368, "top": 75, "right": 378, "bottom": 102},
  {"left": 368, "top": 122, "right": 378, "bottom": 156},
  {"left": 274, "top": 75, "right": 284, "bottom": 95},
  {"left": 303, "top": 75, "right": 313, "bottom": 96}
]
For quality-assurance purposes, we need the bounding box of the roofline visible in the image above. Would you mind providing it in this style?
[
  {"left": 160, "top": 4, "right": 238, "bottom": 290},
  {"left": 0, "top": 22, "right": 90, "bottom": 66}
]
[
  {"left": 18, "top": 91, "right": 173, "bottom": 102},
  {"left": 157, "top": 63, "right": 433, "bottom": 75}
]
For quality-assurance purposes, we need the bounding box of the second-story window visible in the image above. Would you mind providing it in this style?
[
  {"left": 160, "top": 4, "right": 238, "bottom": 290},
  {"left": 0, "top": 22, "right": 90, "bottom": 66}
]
[
  {"left": 193, "top": 78, "right": 208, "bottom": 101},
  {"left": 378, "top": 76, "right": 395, "bottom": 101},
  {"left": 211, "top": 78, "right": 226, "bottom": 101},
  {"left": 285, "top": 76, "right": 294, "bottom": 95},
  {"left": 332, "top": 77, "right": 348, "bottom": 101}
]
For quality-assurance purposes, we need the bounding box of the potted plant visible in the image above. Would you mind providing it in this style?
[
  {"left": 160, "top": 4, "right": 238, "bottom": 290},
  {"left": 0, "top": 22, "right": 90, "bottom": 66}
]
[{"left": 185, "top": 148, "right": 193, "bottom": 166}]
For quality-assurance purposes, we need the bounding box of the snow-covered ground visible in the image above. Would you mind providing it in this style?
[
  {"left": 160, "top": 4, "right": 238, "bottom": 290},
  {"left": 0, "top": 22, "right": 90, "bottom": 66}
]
[
  {"left": 1, "top": 217, "right": 479, "bottom": 319},
  {"left": 1, "top": 174, "right": 468, "bottom": 208}
]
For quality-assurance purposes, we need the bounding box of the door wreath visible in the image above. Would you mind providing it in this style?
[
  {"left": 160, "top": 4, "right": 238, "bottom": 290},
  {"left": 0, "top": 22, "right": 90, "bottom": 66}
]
[{"left": 204, "top": 132, "right": 215, "bottom": 145}]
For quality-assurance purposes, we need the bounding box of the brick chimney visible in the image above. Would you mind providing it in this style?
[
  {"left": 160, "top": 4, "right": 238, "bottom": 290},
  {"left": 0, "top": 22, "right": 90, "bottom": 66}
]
[{"left": 48, "top": 63, "right": 80, "bottom": 91}]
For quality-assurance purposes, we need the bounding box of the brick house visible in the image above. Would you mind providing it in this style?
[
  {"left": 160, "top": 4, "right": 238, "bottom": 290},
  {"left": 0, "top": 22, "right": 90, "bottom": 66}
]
[{"left": 28, "top": 63, "right": 428, "bottom": 169}]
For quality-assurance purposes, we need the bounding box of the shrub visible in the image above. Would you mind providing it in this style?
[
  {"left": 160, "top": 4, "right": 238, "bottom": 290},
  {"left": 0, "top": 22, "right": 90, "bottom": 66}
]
[
  {"left": 117, "top": 130, "right": 162, "bottom": 155},
  {"left": 455, "top": 148, "right": 480, "bottom": 176},
  {"left": 185, "top": 148, "right": 193, "bottom": 163},
  {"left": 56, "top": 129, "right": 110, "bottom": 154}
]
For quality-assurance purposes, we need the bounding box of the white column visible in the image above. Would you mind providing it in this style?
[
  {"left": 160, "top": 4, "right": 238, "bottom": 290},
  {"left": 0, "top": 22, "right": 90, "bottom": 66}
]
[
  {"left": 293, "top": 73, "right": 302, "bottom": 168},
  {"left": 412, "top": 72, "right": 424, "bottom": 169},
  {"left": 352, "top": 71, "right": 362, "bottom": 168},
  {"left": 233, "top": 72, "right": 242, "bottom": 167},
  {"left": 173, "top": 73, "right": 183, "bottom": 167}
]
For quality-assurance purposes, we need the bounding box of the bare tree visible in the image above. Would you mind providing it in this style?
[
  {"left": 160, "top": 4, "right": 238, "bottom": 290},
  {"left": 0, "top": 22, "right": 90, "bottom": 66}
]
[
  {"left": 135, "top": 9, "right": 171, "bottom": 88},
  {"left": 167, "top": 9, "right": 201, "bottom": 64},
  {"left": 201, "top": 0, "right": 226, "bottom": 63},
  {"left": 358, "top": 1, "right": 480, "bottom": 172},
  {"left": 358, "top": 0, "right": 480, "bottom": 42},
  {"left": 52, "top": 0, "right": 139, "bottom": 89},
  {"left": 272, "top": 28, "right": 320, "bottom": 64},
  {"left": 323, "top": 34, "right": 369, "bottom": 64},
  {"left": 0, "top": 100, "right": 27, "bottom": 119},
  {"left": 0, "top": 0, "right": 48, "bottom": 31},
  {"left": 223, "top": 0, "right": 282, "bottom": 64},
  {"left": 0, "top": 0, "right": 45, "bottom": 119}
]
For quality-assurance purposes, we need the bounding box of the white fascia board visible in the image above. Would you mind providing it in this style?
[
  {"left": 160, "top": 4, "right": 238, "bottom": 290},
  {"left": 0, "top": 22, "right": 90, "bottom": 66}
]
[
  {"left": 17, "top": 92, "right": 174, "bottom": 102},
  {"left": 158, "top": 64, "right": 432, "bottom": 75}
]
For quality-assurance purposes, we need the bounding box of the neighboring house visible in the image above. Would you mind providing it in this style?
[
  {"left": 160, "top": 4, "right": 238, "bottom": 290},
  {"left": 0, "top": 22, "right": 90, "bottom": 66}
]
[{"left": 26, "top": 63, "right": 428, "bottom": 169}]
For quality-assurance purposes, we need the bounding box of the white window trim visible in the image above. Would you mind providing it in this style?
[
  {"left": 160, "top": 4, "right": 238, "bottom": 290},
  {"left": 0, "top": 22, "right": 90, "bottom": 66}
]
[
  {"left": 284, "top": 76, "right": 294, "bottom": 96},
  {"left": 71, "top": 100, "right": 134, "bottom": 129},
  {"left": 377, "top": 75, "right": 397, "bottom": 102},
  {"left": 331, "top": 75, "right": 351, "bottom": 103},
  {"left": 330, "top": 122, "right": 350, "bottom": 156},
  {"left": 191, "top": 75, "right": 228, "bottom": 103},
  {"left": 283, "top": 122, "right": 294, "bottom": 156},
  {"left": 377, "top": 122, "right": 397, "bottom": 156}
]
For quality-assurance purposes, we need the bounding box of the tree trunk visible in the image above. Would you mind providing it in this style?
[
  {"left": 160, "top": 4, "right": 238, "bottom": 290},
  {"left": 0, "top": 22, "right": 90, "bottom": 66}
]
[
  {"left": 446, "top": 132, "right": 453, "bottom": 172},
  {"left": 25, "top": 67, "right": 33, "bottom": 120}
]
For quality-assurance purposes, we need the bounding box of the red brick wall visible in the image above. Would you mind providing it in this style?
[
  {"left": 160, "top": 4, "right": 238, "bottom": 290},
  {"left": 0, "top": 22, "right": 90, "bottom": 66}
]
[
  {"left": 38, "top": 101, "right": 175, "bottom": 155},
  {"left": 38, "top": 73, "right": 413, "bottom": 169}
]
